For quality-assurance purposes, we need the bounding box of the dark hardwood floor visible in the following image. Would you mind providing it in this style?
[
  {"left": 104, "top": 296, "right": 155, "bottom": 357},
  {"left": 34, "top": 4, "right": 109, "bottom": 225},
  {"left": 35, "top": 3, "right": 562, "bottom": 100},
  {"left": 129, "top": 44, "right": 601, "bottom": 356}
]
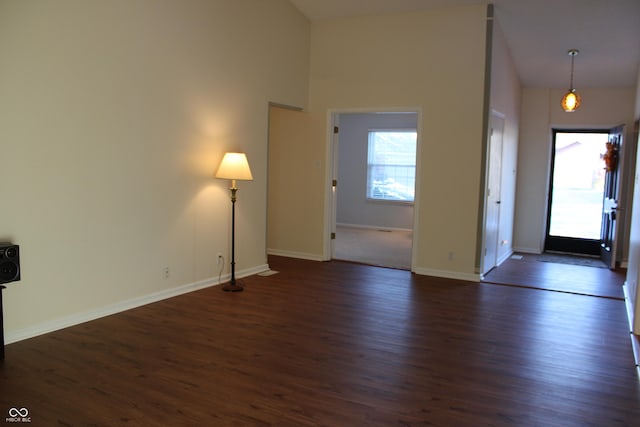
[
  {"left": 1, "top": 256, "right": 639, "bottom": 426},
  {"left": 482, "top": 253, "right": 626, "bottom": 300}
]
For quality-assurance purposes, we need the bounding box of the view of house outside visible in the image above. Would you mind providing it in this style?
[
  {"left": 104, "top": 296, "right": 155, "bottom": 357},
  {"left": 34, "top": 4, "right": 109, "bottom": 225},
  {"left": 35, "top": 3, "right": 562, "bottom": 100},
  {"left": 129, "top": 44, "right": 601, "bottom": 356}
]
[{"left": 549, "top": 132, "right": 609, "bottom": 240}]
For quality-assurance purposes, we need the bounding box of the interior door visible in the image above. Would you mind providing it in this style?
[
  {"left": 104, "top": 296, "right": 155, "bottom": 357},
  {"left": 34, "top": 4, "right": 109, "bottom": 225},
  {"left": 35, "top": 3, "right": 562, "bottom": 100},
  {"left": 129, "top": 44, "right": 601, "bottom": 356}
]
[
  {"left": 600, "top": 125, "right": 625, "bottom": 268},
  {"left": 267, "top": 104, "right": 325, "bottom": 259},
  {"left": 483, "top": 112, "right": 504, "bottom": 275}
]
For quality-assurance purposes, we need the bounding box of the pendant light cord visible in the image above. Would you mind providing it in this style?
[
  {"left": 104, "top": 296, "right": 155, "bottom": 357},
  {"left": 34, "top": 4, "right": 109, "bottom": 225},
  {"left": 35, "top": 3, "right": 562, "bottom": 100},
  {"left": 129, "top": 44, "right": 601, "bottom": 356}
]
[
  {"left": 569, "top": 54, "right": 575, "bottom": 89},
  {"left": 567, "top": 49, "right": 579, "bottom": 90}
]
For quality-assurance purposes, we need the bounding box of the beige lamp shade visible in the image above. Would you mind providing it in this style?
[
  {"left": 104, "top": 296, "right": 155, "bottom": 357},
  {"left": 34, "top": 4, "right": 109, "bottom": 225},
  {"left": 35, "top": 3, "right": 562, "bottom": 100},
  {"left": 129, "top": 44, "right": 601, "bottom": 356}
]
[{"left": 215, "top": 152, "right": 253, "bottom": 181}]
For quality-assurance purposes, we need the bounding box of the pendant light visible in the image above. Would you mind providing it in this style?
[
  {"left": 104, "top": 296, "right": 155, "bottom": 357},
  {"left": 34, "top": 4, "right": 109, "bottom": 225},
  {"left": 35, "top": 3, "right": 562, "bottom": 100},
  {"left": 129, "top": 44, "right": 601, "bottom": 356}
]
[{"left": 560, "top": 49, "right": 581, "bottom": 112}]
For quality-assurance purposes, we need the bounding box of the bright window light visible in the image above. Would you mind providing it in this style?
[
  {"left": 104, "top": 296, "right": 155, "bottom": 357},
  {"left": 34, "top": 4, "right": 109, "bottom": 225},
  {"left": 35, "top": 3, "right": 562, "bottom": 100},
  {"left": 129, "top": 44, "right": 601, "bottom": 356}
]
[
  {"left": 549, "top": 132, "right": 608, "bottom": 239},
  {"left": 366, "top": 130, "right": 417, "bottom": 202}
]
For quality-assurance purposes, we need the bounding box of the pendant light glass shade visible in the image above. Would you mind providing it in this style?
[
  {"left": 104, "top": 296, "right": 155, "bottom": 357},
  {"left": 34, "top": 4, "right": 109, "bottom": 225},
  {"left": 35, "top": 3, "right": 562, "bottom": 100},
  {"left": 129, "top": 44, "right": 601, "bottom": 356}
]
[
  {"left": 561, "top": 89, "right": 581, "bottom": 112},
  {"left": 561, "top": 49, "right": 581, "bottom": 112}
]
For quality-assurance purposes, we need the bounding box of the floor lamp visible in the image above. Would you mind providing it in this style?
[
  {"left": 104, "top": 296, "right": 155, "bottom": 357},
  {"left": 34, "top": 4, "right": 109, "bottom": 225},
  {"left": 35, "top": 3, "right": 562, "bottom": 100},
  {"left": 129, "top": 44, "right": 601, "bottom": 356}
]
[{"left": 215, "top": 152, "right": 253, "bottom": 292}]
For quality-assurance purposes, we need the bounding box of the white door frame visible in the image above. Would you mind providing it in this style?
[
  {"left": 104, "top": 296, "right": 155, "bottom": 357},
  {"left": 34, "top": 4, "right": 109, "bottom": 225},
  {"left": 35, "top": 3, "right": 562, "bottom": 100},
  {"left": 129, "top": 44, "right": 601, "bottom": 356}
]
[{"left": 323, "top": 107, "right": 423, "bottom": 271}]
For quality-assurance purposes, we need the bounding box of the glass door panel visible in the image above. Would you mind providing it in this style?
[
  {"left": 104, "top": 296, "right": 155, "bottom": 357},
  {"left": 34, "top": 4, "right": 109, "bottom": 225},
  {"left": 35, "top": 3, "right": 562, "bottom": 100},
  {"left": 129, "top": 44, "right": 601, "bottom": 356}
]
[{"left": 546, "top": 131, "right": 608, "bottom": 254}]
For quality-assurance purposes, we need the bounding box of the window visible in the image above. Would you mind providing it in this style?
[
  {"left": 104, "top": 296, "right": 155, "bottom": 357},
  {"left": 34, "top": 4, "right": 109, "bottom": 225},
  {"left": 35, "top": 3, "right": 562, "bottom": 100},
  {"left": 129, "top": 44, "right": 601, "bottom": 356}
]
[{"left": 367, "top": 130, "right": 417, "bottom": 202}]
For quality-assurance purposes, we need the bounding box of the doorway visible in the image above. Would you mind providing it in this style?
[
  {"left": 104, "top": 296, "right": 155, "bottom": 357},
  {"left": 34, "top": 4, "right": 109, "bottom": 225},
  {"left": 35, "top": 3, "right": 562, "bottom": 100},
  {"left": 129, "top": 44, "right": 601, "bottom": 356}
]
[
  {"left": 482, "top": 111, "right": 505, "bottom": 275},
  {"left": 545, "top": 130, "right": 610, "bottom": 257},
  {"left": 331, "top": 112, "right": 418, "bottom": 270}
]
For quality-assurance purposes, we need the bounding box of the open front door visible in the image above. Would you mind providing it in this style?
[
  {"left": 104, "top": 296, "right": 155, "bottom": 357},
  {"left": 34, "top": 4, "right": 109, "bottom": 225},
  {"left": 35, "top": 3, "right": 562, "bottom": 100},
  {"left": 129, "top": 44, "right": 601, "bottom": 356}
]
[
  {"left": 545, "top": 130, "right": 609, "bottom": 255},
  {"left": 600, "top": 125, "right": 624, "bottom": 268}
]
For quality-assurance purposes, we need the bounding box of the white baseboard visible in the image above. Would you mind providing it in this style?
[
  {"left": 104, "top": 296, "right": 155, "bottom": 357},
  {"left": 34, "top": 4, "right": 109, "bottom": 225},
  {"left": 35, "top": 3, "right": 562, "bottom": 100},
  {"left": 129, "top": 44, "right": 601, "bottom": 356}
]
[
  {"left": 497, "top": 249, "right": 514, "bottom": 267},
  {"left": 413, "top": 267, "right": 480, "bottom": 282},
  {"left": 337, "top": 223, "right": 412, "bottom": 232},
  {"left": 623, "top": 282, "right": 636, "bottom": 333},
  {"left": 4, "top": 264, "right": 269, "bottom": 345},
  {"left": 267, "top": 248, "right": 325, "bottom": 261},
  {"left": 513, "top": 246, "right": 542, "bottom": 254},
  {"left": 622, "top": 282, "right": 640, "bottom": 373}
]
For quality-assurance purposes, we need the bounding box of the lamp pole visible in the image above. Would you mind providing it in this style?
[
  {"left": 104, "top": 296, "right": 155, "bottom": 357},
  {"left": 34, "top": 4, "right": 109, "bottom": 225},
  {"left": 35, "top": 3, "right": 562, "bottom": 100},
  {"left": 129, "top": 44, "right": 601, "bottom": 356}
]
[{"left": 223, "top": 181, "right": 242, "bottom": 292}]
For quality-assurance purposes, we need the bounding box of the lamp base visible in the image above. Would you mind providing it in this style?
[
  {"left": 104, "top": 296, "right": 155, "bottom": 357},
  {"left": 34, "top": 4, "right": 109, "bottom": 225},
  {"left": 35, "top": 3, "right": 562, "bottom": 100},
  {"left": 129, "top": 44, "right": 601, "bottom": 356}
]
[{"left": 222, "top": 282, "right": 244, "bottom": 292}]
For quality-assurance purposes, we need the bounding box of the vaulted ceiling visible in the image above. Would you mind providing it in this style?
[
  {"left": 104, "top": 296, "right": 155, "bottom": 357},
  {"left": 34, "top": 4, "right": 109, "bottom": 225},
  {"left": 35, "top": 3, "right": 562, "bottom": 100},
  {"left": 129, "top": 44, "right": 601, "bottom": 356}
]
[{"left": 289, "top": 0, "right": 640, "bottom": 89}]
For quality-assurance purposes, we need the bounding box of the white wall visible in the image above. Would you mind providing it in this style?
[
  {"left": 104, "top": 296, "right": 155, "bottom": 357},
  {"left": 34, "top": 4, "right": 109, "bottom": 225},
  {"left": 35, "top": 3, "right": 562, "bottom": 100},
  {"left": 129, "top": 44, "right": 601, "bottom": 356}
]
[
  {"left": 625, "top": 68, "right": 640, "bottom": 333},
  {"left": 337, "top": 113, "right": 417, "bottom": 230},
  {"left": 306, "top": 4, "right": 489, "bottom": 280},
  {"left": 486, "top": 19, "right": 521, "bottom": 266},
  {"left": 514, "top": 87, "right": 636, "bottom": 254},
  {"left": 0, "top": 0, "right": 310, "bottom": 340}
]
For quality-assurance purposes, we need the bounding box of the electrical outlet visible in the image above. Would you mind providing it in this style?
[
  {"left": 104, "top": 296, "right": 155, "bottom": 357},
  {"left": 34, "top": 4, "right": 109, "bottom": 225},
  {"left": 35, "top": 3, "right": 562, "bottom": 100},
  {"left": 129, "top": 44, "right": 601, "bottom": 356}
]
[
  {"left": 217, "top": 253, "right": 224, "bottom": 265},
  {"left": 163, "top": 267, "right": 170, "bottom": 279}
]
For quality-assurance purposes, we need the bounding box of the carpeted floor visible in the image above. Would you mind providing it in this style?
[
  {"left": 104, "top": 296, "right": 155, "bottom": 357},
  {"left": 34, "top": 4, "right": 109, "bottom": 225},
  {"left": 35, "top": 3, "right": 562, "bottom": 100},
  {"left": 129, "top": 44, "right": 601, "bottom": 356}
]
[{"left": 333, "top": 225, "right": 412, "bottom": 270}]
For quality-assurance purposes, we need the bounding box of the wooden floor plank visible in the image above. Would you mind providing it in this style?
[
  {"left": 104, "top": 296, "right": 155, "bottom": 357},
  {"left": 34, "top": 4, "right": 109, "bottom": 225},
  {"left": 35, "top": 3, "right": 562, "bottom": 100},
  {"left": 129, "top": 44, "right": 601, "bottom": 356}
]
[
  {"left": 482, "top": 253, "right": 626, "bottom": 299},
  {"left": 1, "top": 256, "right": 639, "bottom": 426}
]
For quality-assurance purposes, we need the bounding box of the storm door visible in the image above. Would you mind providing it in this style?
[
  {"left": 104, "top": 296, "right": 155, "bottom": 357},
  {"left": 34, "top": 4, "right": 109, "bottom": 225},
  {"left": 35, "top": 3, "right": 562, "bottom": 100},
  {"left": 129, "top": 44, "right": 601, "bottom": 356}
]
[{"left": 600, "top": 125, "right": 624, "bottom": 268}]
